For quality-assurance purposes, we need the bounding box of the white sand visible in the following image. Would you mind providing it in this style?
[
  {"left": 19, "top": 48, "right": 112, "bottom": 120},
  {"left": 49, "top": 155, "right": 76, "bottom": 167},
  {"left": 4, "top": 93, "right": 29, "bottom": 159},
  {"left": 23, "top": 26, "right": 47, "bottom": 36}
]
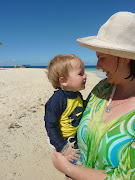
[{"left": 0, "top": 68, "right": 101, "bottom": 180}]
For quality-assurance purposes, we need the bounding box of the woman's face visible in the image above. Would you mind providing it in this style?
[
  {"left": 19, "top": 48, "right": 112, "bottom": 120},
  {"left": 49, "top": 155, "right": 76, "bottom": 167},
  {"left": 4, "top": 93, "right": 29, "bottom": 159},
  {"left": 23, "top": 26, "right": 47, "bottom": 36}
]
[{"left": 96, "top": 52, "right": 129, "bottom": 84}]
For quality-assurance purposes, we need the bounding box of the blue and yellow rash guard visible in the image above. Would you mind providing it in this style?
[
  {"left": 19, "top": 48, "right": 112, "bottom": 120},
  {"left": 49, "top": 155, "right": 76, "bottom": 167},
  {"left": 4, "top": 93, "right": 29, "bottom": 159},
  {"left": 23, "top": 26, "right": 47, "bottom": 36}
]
[{"left": 44, "top": 88, "right": 84, "bottom": 152}]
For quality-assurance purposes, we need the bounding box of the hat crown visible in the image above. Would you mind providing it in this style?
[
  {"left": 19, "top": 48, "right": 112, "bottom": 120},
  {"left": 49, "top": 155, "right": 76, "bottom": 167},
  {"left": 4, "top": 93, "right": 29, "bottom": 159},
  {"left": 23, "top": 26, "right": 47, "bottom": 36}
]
[
  {"left": 97, "top": 12, "right": 135, "bottom": 49},
  {"left": 77, "top": 11, "right": 135, "bottom": 60}
]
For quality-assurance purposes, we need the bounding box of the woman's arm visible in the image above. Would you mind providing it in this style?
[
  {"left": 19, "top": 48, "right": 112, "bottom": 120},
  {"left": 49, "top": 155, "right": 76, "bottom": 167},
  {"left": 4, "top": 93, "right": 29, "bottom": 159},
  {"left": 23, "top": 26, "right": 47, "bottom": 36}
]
[{"left": 52, "top": 151, "right": 107, "bottom": 180}]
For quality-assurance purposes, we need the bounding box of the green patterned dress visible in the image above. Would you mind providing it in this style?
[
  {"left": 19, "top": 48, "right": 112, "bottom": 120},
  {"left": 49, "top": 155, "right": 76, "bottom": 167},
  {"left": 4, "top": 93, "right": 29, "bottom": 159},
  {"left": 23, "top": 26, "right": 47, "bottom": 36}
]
[{"left": 77, "top": 79, "right": 135, "bottom": 179}]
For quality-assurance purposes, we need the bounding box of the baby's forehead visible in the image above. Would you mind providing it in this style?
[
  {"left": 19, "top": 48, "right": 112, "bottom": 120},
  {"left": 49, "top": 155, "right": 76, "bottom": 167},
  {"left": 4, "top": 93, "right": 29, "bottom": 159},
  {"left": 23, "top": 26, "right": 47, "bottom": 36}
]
[{"left": 71, "top": 58, "right": 83, "bottom": 66}]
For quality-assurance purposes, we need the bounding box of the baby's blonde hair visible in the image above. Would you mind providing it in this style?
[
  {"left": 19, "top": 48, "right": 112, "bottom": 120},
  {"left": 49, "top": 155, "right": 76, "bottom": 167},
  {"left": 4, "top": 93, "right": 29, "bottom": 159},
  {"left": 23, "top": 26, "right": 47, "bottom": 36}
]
[{"left": 47, "top": 54, "right": 83, "bottom": 89}]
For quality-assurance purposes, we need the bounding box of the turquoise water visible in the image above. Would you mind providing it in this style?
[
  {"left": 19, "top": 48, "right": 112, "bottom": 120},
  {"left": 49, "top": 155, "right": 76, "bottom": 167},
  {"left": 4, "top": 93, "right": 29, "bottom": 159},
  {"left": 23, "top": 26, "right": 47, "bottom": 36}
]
[
  {"left": 1, "top": 65, "right": 97, "bottom": 70},
  {"left": 1, "top": 65, "right": 106, "bottom": 78},
  {"left": 85, "top": 66, "right": 97, "bottom": 71}
]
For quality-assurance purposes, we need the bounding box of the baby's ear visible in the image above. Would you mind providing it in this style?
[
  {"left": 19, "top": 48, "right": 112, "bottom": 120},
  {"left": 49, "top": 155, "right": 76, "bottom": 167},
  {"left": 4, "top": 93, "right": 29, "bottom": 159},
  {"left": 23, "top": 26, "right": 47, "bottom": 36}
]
[{"left": 59, "top": 77, "right": 68, "bottom": 87}]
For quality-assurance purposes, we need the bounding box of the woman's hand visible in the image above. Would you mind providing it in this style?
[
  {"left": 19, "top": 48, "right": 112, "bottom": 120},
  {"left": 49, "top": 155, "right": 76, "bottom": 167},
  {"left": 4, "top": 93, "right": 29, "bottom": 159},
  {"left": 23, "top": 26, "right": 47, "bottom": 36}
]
[
  {"left": 52, "top": 151, "right": 71, "bottom": 174},
  {"left": 63, "top": 144, "right": 80, "bottom": 162},
  {"left": 52, "top": 151, "right": 107, "bottom": 180}
]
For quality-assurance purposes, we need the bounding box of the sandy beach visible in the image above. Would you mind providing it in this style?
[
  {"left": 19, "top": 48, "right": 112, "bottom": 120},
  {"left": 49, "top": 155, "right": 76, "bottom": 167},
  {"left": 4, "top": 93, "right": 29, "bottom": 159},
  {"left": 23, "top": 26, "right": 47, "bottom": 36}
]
[{"left": 0, "top": 68, "right": 102, "bottom": 180}]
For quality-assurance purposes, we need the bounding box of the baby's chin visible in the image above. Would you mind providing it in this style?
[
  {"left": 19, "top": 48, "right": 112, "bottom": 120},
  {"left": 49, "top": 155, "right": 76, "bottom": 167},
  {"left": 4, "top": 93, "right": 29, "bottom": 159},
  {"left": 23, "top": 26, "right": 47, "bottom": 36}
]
[{"left": 80, "top": 86, "right": 85, "bottom": 91}]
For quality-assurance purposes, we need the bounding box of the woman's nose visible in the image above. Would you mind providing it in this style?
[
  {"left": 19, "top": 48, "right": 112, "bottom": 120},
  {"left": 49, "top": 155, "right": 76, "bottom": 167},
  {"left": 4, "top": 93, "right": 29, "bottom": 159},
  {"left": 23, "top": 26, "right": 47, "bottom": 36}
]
[{"left": 96, "top": 59, "right": 102, "bottom": 69}]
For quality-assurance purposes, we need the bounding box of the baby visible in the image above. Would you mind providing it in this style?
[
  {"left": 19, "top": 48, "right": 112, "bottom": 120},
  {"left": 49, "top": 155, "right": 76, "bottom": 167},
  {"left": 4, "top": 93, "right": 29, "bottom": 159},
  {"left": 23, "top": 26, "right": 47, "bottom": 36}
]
[{"left": 44, "top": 54, "right": 86, "bottom": 163}]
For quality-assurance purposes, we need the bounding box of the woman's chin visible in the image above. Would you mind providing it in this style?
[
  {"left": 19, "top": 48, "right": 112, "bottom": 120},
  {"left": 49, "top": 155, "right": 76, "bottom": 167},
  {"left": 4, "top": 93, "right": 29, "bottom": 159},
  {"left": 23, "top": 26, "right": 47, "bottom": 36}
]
[{"left": 106, "top": 76, "right": 114, "bottom": 84}]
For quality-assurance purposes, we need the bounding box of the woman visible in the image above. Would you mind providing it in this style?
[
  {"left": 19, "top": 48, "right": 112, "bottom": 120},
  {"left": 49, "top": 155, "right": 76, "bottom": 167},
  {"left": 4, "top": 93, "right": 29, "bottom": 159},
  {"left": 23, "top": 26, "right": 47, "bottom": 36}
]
[{"left": 52, "top": 11, "right": 135, "bottom": 179}]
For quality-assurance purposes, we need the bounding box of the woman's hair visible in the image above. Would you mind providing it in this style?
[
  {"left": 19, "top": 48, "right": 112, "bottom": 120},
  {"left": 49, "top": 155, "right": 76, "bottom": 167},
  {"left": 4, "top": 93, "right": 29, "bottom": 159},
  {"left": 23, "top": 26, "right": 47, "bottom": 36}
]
[
  {"left": 116, "top": 58, "right": 135, "bottom": 81},
  {"left": 125, "top": 60, "right": 135, "bottom": 81},
  {"left": 47, "top": 54, "right": 83, "bottom": 89}
]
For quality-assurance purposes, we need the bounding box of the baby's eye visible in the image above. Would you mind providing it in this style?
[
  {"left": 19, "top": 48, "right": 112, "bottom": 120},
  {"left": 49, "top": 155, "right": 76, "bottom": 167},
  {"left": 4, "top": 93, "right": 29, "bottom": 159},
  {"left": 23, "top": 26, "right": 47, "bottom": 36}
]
[{"left": 79, "top": 72, "right": 84, "bottom": 76}]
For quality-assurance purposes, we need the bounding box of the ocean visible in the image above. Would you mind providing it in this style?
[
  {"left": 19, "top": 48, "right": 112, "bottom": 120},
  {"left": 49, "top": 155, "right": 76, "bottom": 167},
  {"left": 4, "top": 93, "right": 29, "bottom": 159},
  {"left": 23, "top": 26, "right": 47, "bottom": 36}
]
[
  {"left": 1, "top": 65, "right": 106, "bottom": 79},
  {"left": 1, "top": 65, "right": 97, "bottom": 69}
]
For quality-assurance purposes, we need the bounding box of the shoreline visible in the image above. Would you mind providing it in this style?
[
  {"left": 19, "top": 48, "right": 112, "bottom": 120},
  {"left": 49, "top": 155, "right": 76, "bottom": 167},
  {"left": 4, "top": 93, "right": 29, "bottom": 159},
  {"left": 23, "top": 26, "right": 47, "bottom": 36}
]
[{"left": 0, "top": 67, "right": 106, "bottom": 79}]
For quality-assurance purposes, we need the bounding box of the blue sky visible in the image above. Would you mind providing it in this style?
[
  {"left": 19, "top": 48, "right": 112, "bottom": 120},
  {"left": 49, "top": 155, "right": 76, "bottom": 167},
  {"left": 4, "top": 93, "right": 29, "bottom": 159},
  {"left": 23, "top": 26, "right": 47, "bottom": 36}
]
[{"left": 0, "top": 0, "right": 135, "bottom": 66}]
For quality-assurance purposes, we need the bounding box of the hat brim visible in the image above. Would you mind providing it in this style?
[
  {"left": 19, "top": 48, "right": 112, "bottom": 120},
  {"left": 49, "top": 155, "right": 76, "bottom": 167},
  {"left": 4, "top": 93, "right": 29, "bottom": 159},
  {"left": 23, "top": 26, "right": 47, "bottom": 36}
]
[{"left": 77, "top": 36, "right": 135, "bottom": 60}]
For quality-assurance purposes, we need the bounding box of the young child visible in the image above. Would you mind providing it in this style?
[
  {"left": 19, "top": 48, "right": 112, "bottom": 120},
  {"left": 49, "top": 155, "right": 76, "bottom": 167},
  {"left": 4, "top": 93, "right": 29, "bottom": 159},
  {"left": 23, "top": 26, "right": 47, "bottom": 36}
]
[{"left": 44, "top": 54, "right": 86, "bottom": 163}]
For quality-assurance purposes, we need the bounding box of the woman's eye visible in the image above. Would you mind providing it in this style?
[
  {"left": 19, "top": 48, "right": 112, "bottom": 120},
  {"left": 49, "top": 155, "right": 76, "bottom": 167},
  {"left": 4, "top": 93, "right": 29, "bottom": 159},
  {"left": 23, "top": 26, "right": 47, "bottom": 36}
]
[
  {"left": 99, "top": 58, "right": 103, "bottom": 61},
  {"left": 100, "top": 57, "right": 104, "bottom": 61}
]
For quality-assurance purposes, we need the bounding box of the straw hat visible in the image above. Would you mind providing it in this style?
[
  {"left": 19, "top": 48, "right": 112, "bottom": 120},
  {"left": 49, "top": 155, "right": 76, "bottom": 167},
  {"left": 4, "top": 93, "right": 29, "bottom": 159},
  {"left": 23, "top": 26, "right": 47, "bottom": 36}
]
[{"left": 77, "top": 12, "right": 135, "bottom": 60}]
